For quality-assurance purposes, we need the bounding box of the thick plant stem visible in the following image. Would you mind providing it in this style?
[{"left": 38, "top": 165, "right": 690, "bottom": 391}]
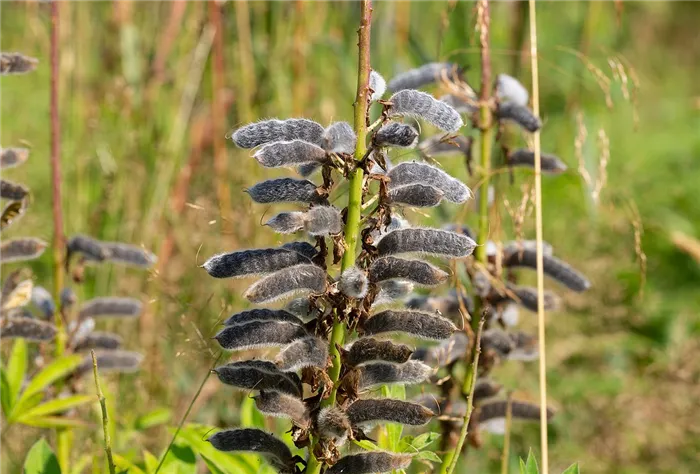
[{"left": 91, "top": 351, "right": 116, "bottom": 474}]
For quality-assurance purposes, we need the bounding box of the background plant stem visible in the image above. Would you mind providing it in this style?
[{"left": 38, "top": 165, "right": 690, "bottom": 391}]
[{"left": 91, "top": 351, "right": 116, "bottom": 474}]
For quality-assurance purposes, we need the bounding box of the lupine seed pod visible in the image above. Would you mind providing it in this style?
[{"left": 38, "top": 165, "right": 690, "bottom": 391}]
[
  {"left": 474, "top": 379, "right": 503, "bottom": 401},
  {"left": 344, "top": 338, "right": 413, "bottom": 367},
  {"left": 508, "top": 331, "right": 539, "bottom": 361},
  {"left": 418, "top": 134, "right": 471, "bottom": 158},
  {"left": 280, "top": 241, "right": 318, "bottom": 260},
  {"left": 232, "top": 118, "right": 325, "bottom": 149},
  {"left": 73, "top": 331, "right": 123, "bottom": 352},
  {"left": 208, "top": 428, "right": 296, "bottom": 474},
  {"left": 362, "top": 309, "right": 456, "bottom": 340},
  {"left": 388, "top": 89, "right": 463, "bottom": 132},
  {"left": 244, "top": 264, "right": 327, "bottom": 303},
  {"left": 358, "top": 360, "right": 432, "bottom": 389},
  {"left": 246, "top": 178, "right": 324, "bottom": 205},
  {"left": 78, "top": 297, "right": 142, "bottom": 320},
  {"left": 440, "top": 94, "right": 478, "bottom": 114},
  {"left": 0, "top": 52, "right": 38, "bottom": 75},
  {"left": 285, "top": 297, "right": 321, "bottom": 322},
  {"left": 1, "top": 279, "right": 33, "bottom": 310},
  {"left": 69, "top": 318, "right": 95, "bottom": 348},
  {"left": 0, "top": 148, "right": 30, "bottom": 169},
  {"left": 346, "top": 398, "right": 434, "bottom": 427},
  {"left": 202, "top": 247, "right": 311, "bottom": 279},
  {"left": 507, "top": 149, "right": 567, "bottom": 173},
  {"left": 0, "top": 179, "right": 29, "bottom": 201},
  {"left": 492, "top": 284, "right": 561, "bottom": 313},
  {"left": 369, "top": 70, "right": 387, "bottom": 101},
  {"left": 253, "top": 391, "right": 310, "bottom": 428},
  {"left": 388, "top": 62, "right": 462, "bottom": 92},
  {"left": 66, "top": 234, "right": 108, "bottom": 262},
  {"left": 499, "top": 303, "right": 519, "bottom": 327},
  {"left": 1, "top": 200, "right": 26, "bottom": 232},
  {"left": 496, "top": 102, "right": 542, "bottom": 132},
  {"left": 412, "top": 332, "right": 468, "bottom": 367},
  {"left": 373, "top": 122, "right": 419, "bottom": 148},
  {"left": 76, "top": 350, "right": 143, "bottom": 376},
  {"left": 327, "top": 451, "right": 413, "bottom": 474},
  {"left": 387, "top": 161, "right": 471, "bottom": 203},
  {"left": 297, "top": 162, "right": 321, "bottom": 177},
  {"left": 377, "top": 228, "right": 476, "bottom": 259},
  {"left": 369, "top": 257, "right": 448, "bottom": 287},
  {"left": 214, "top": 321, "right": 308, "bottom": 351},
  {"left": 223, "top": 309, "right": 303, "bottom": 327},
  {"left": 387, "top": 184, "right": 444, "bottom": 208},
  {"left": 472, "top": 269, "right": 492, "bottom": 298},
  {"left": 496, "top": 74, "right": 529, "bottom": 107},
  {"left": 481, "top": 329, "right": 515, "bottom": 358},
  {"left": 304, "top": 205, "right": 342, "bottom": 236},
  {"left": 339, "top": 266, "right": 369, "bottom": 299},
  {"left": 102, "top": 242, "right": 156, "bottom": 268},
  {"left": 30, "top": 286, "right": 55, "bottom": 319},
  {"left": 275, "top": 336, "right": 328, "bottom": 371},
  {"left": 504, "top": 239, "right": 553, "bottom": 256},
  {"left": 0, "top": 238, "right": 48, "bottom": 263},
  {"left": 323, "top": 121, "right": 357, "bottom": 155},
  {"left": 213, "top": 360, "right": 302, "bottom": 396},
  {"left": 476, "top": 400, "right": 555, "bottom": 424},
  {"left": 254, "top": 139, "right": 327, "bottom": 168},
  {"left": 372, "top": 280, "right": 414, "bottom": 306},
  {"left": 265, "top": 212, "right": 306, "bottom": 234},
  {"left": 316, "top": 406, "right": 352, "bottom": 444},
  {"left": 406, "top": 290, "right": 473, "bottom": 316},
  {"left": 503, "top": 248, "right": 591, "bottom": 292},
  {"left": 0, "top": 317, "right": 56, "bottom": 341},
  {"left": 60, "top": 288, "right": 77, "bottom": 311}
]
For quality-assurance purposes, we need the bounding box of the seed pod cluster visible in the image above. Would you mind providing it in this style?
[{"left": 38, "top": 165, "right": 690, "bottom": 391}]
[
  {"left": 274, "top": 336, "right": 328, "bottom": 371},
  {"left": 496, "top": 102, "right": 542, "bottom": 132},
  {"left": 358, "top": 360, "right": 433, "bottom": 389}
]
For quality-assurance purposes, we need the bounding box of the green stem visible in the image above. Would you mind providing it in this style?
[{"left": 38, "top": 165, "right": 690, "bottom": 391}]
[{"left": 91, "top": 351, "right": 116, "bottom": 474}]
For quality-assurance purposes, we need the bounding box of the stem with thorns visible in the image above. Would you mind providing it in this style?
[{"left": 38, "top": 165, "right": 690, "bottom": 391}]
[{"left": 91, "top": 351, "right": 116, "bottom": 474}]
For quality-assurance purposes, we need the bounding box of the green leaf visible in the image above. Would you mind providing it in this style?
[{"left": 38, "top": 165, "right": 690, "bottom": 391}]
[
  {"left": 14, "top": 355, "right": 83, "bottom": 414},
  {"left": 416, "top": 450, "right": 442, "bottom": 463},
  {"left": 201, "top": 454, "right": 226, "bottom": 474},
  {"left": 23, "top": 438, "right": 61, "bottom": 474},
  {"left": 68, "top": 454, "right": 91, "bottom": 474},
  {"left": 113, "top": 454, "right": 146, "bottom": 474},
  {"left": 520, "top": 449, "right": 539, "bottom": 474},
  {"left": 352, "top": 439, "right": 380, "bottom": 451},
  {"left": 410, "top": 432, "right": 441, "bottom": 450},
  {"left": 561, "top": 463, "right": 581, "bottom": 474},
  {"left": 381, "top": 384, "right": 405, "bottom": 451},
  {"left": 135, "top": 408, "right": 172, "bottom": 431},
  {"left": 18, "top": 395, "right": 93, "bottom": 420},
  {"left": 143, "top": 450, "right": 160, "bottom": 473},
  {"left": 1, "top": 368, "right": 12, "bottom": 417},
  {"left": 18, "top": 416, "right": 87, "bottom": 428},
  {"left": 6, "top": 338, "right": 27, "bottom": 409}
]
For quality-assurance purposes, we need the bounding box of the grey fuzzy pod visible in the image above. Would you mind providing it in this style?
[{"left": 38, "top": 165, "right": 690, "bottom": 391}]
[
  {"left": 231, "top": 118, "right": 325, "bottom": 149},
  {"left": 214, "top": 321, "right": 308, "bottom": 351},
  {"left": 208, "top": 428, "right": 296, "bottom": 474},
  {"left": 440, "top": 94, "right": 478, "bottom": 114},
  {"left": 0, "top": 238, "right": 48, "bottom": 263},
  {"left": 76, "top": 350, "right": 143, "bottom": 376},
  {"left": 373, "top": 280, "right": 414, "bottom": 306},
  {"left": 387, "top": 161, "right": 471, "bottom": 203},
  {"left": 503, "top": 248, "right": 590, "bottom": 292},
  {"left": 244, "top": 264, "right": 327, "bottom": 303},
  {"left": 369, "top": 257, "right": 448, "bottom": 286},
  {"left": 338, "top": 266, "right": 369, "bottom": 299},
  {"left": 324, "top": 121, "right": 357, "bottom": 155},
  {"left": 202, "top": 247, "right": 311, "bottom": 279},
  {"left": 346, "top": 398, "right": 434, "bottom": 427},
  {"left": 406, "top": 290, "right": 473, "bottom": 317},
  {"left": 358, "top": 360, "right": 432, "bottom": 389},
  {"left": 0, "top": 317, "right": 56, "bottom": 341},
  {"left": 496, "top": 102, "right": 542, "bottom": 132},
  {"left": 412, "top": 332, "right": 468, "bottom": 367},
  {"left": 481, "top": 329, "right": 515, "bottom": 358},
  {"left": 376, "top": 228, "right": 476, "bottom": 258},
  {"left": 474, "top": 379, "right": 503, "bottom": 401},
  {"left": 387, "top": 184, "right": 444, "bottom": 208},
  {"left": 388, "top": 89, "right": 463, "bottom": 132},
  {"left": 344, "top": 338, "right": 413, "bottom": 367},
  {"left": 0, "top": 53, "right": 38, "bottom": 75},
  {"left": 0, "top": 179, "right": 29, "bottom": 201},
  {"left": 297, "top": 162, "right": 321, "bottom": 177},
  {"left": 418, "top": 134, "right": 471, "bottom": 158},
  {"left": 102, "top": 242, "right": 156, "bottom": 268},
  {"left": 373, "top": 122, "right": 419, "bottom": 148},
  {"left": 78, "top": 297, "right": 142, "bottom": 320},
  {"left": 477, "top": 400, "right": 555, "bottom": 423},
  {"left": 280, "top": 241, "right": 318, "bottom": 260},
  {"left": 223, "top": 309, "right": 303, "bottom": 327},
  {"left": 60, "top": 288, "right": 77, "bottom": 311},
  {"left": 73, "top": 331, "right": 123, "bottom": 352},
  {"left": 363, "top": 309, "right": 456, "bottom": 340},
  {"left": 265, "top": 212, "right": 306, "bottom": 234},
  {"left": 305, "top": 205, "right": 342, "bottom": 236},
  {"left": 494, "top": 284, "right": 561, "bottom": 313},
  {"left": 254, "top": 391, "right": 310, "bottom": 428},
  {"left": 31, "top": 286, "right": 55, "bottom": 319},
  {"left": 317, "top": 406, "right": 352, "bottom": 442},
  {"left": 388, "top": 62, "right": 462, "bottom": 92},
  {"left": 214, "top": 360, "right": 302, "bottom": 396},
  {"left": 496, "top": 74, "right": 529, "bottom": 107},
  {"left": 327, "top": 452, "right": 413, "bottom": 474},
  {"left": 285, "top": 297, "right": 321, "bottom": 322},
  {"left": 246, "top": 178, "right": 324, "bottom": 204},
  {"left": 253, "top": 139, "right": 327, "bottom": 168},
  {"left": 369, "top": 70, "right": 387, "bottom": 101},
  {"left": 275, "top": 336, "right": 328, "bottom": 371},
  {"left": 508, "top": 149, "right": 567, "bottom": 173},
  {"left": 1, "top": 148, "right": 30, "bottom": 169},
  {"left": 508, "top": 331, "right": 539, "bottom": 361},
  {"left": 66, "top": 234, "right": 108, "bottom": 262}
]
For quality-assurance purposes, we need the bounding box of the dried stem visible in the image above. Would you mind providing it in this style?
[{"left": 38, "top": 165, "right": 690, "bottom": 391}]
[
  {"left": 501, "top": 392, "right": 513, "bottom": 474},
  {"left": 91, "top": 351, "right": 116, "bottom": 474}
]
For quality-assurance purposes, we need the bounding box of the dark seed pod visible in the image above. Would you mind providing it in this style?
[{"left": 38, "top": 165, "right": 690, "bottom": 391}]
[
  {"left": 317, "top": 406, "right": 352, "bottom": 444},
  {"left": 339, "top": 266, "right": 369, "bottom": 299},
  {"left": 474, "top": 379, "right": 503, "bottom": 401},
  {"left": 476, "top": 400, "right": 555, "bottom": 423},
  {"left": 0, "top": 238, "right": 48, "bottom": 263},
  {"left": 388, "top": 89, "right": 463, "bottom": 132},
  {"left": 30, "top": 286, "right": 55, "bottom": 320},
  {"left": 344, "top": 338, "right": 413, "bottom": 367},
  {"left": 60, "top": 288, "right": 77, "bottom": 311},
  {"left": 73, "top": 332, "right": 123, "bottom": 352},
  {"left": 214, "top": 321, "right": 308, "bottom": 351},
  {"left": 202, "top": 247, "right": 311, "bottom": 279},
  {"left": 377, "top": 228, "right": 476, "bottom": 258},
  {"left": 0, "top": 52, "right": 38, "bottom": 75},
  {"left": 481, "top": 329, "right": 515, "bottom": 358},
  {"left": 275, "top": 336, "right": 328, "bottom": 371},
  {"left": 280, "top": 241, "right": 318, "bottom": 260},
  {"left": 0, "top": 179, "right": 29, "bottom": 201},
  {"left": 507, "top": 149, "right": 567, "bottom": 174},
  {"left": 492, "top": 284, "right": 561, "bottom": 313},
  {"left": 418, "top": 134, "right": 471, "bottom": 158},
  {"left": 208, "top": 428, "right": 296, "bottom": 474},
  {"left": 406, "top": 290, "right": 473, "bottom": 317},
  {"left": 412, "top": 332, "right": 468, "bottom": 367},
  {"left": 253, "top": 391, "right": 310, "bottom": 428},
  {"left": 254, "top": 139, "right": 327, "bottom": 168},
  {"left": 363, "top": 309, "right": 456, "bottom": 340},
  {"left": 388, "top": 62, "right": 462, "bottom": 92},
  {"left": 214, "top": 360, "right": 302, "bottom": 396},
  {"left": 496, "top": 102, "right": 542, "bottom": 132},
  {"left": 0, "top": 148, "right": 30, "bottom": 169},
  {"left": 440, "top": 94, "right": 477, "bottom": 114},
  {"left": 327, "top": 451, "right": 412, "bottom": 474},
  {"left": 232, "top": 119, "right": 325, "bottom": 149},
  {"left": 297, "top": 162, "right": 321, "bottom": 177},
  {"left": 66, "top": 235, "right": 108, "bottom": 262},
  {"left": 244, "top": 264, "right": 327, "bottom": 303},
  {"left": 0, "top": 317, "right": 56, "bottom": 341},
  {"left": 370, "top": 257, "right": 448, "bottom": 287},
  {"left": 285, "top": 297, "right": 321, "bottom": 322},
  {"left": 358, "top": 360, "right": 432, "bottom": 389},
  {"left": 387, "top": 162, "right": 471, "bottom": 203},
  {"left": 76, "top": 350, "right": 143, "bottom": 376},
  {"left": 78, "top": 297, "right": 142, "bottom": 320},
  {"left": 102, "top": 242, "right": 156, "bottom": 268},
  {"left": 69, "top": 318, "right": 95, "bottom": 347},
  {"left": 223, "top": 309, "right": 303, "bottom": 327},
  {"left": 387, "top": 184, "right": 444, "bottom": 208},
  {"left": 496, "top": 74, "right": 529, "bottom": 107},
  {"left": 324, "top": 121, "right": 357, "bottom": 155},
  {"left": 246, "top": 178, "right": 324, "bottom": 205},
  {"left": 503, "top": 248, "right": 590, "bottom": 292},
  {"left": 346, "top": 398, "right": 434, "bottom": 427},
  {"left": 373, "top": 122, "right": 419, "bottom": 148},
  {"left": 369, "top": 70, "right": 387, "bottom": 101},
  {"left": 305, "top": 205, "right": 342, "bottom": 236},
  {"left": 265, "top": 212, "right": 306, "bottom": 234},
  {"left": 373, "top": 280, "right": 414, "bottom": 306}
]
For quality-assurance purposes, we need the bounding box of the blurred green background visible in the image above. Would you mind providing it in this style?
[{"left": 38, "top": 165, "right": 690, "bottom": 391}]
[{"left": 2, "top": 1, "right": 700, "bottom": 473}]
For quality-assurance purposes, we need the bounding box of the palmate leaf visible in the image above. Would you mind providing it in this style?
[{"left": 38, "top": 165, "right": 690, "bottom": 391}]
[
  {"left": 23, "top": 438, "right": 61, "bottom": 474},
  {"left": 13, "top": 354, "right": 82, "bottom": 416}
]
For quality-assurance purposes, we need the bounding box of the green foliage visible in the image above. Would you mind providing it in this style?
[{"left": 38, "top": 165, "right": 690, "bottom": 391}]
[
  {"left": 519, "top": 450, "right": 539, "bottom": 474},
  {"left": 23, "top": 438, "right": 61, "bottom": 474}
]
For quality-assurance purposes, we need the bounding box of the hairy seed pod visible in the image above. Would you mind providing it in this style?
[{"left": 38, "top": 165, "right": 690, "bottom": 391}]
[
  {"left": 496, "top": 102, "right": 542, "bottom": 132},
  {"left": 373, "top": 122, "right": 419, "bottom": 148},
  {"left": 285, "top": 297, "right": 321, "bottom": 322},
  {"left": 60, "top": 288, "right": 77, "bottom": 311},
  {"left": 305, "top": 205, "right": 342, "bottom": 236},
  {"left": 78, "top": 297, "right": 142, "bottom": 320},
  {"left": 214, "top": 360, "right": 302, "bottom": 396},
  {"left": 499, "top": 303, "right": 520, "bottom": 327},
  {"left": 369, "top": 70, "right": 387, "bottom": 101},
  {"left": 73, "top": 331, "right": 123, "bottom": 352},
  {"left": 76, "top": 350, "right": 143, "bottom": 376},
  {"left": 254, "top": 139, "right": 327, "bottom": 168},
  {"left": 1, "top": 200, "right": 27, "bottom": 232},
  {"left": 493, "top": 284, "right": 561, "bottom": 313},
  {"left": 1, "top": 148, "right": 30, "bottom": 169},
  {"left": 246, "top": 178, "right": 324, "bottom": 205},
  {"left": 317, "top": 406, "right": 352, "bottom": 444},
  {"left": 346, "top": 398, "right": 434, "bottom": 427},
  {"left": 418, "top": 134, "right": 471, "bottom": 158},
  {"left": 388, "top": 89, "right": 463, "bottom": 132},
  {"left": 474, "top": 379, "right": 503, "bottom": 401},
  {"left": 496, "top": 74, "right": 529, "bottom": 107},
  {"left": 0, "top": 179, "right": 29, "bottom": 201},
  {"left": 373, "top": 280, "right": 414, "bottom": 306},
  {"left": 281, "top": 241, "right": 318, "bottom": 260},
  {"left": 203, "top": 247, "right": 311, "bottom": 279},
  {"left": 1, "top": 279, "right": 33, "bottom": 311},
  {"left": 406, "top": 290, "right": 473, "bottom": 317},
  {"left": 339, "top": 266, "right": 369, "bottom": 299},
  {"left": 324, "top": 121, "right": 357, "bottom": 155},
  {"left": 358, "top": 360, "right": 432, "bottom": 389},
  {"left": 275, "top": 336, "right": 328, "bottom": 371},
  {"left": 31, "top": 286, "right": 55, "bottom": 319},
  {"left": 508, "top": 331, "right": 539, "bottom": 361},
  {"left": 503, "top": 248, "right": 590, "bottom": 292},
  {"left": 388, "top": 62, "right": 462, "bottom": 92},
  {"left": 223, "top": 309, "right": 303, "bottom": 327},
  {"left": 232, "top": 119, "right": 325, "bottom": 149},
  {"left": 440, "top": 94, "right": 477, "bottom": 114},
  {"left": 507, "top": 149, "right": 567, "bottom": 173},
  {"left": 265, "top": 212, "right": 306, "bottom": 234},
  {"left": 214, "top": 321, "right": 308, "bottom": 351},
  {"left": 477, "top": 400, "right": 555, "bottom": 424},
  {"left": 208, "top": 429, "right": 295, "bottom": 474},
  {"left": 363, "top": 310, "right": 456, "bottom": 340},
  {"left": 0, "top": 52, "right": 38, "bottom": 75},
  {"left": 377, "top": 228, "right": 475, "bottom": 258},
  {"left": 412, "top": 332, "right": 468, "bottom": 367},
  {"left": 370, "top": 257, "right": 448, "bottom": 287},
  {"left": 69, "top": 318, "right": 95, "bottom": 348},
  {"left": 344, "top": 338, "right": 413, "bottom": 367},
  {"left": 0, "top": 317, "right": 56, "bottom": 341},
  {"left": 0, "top": 238, "right": 48, "bottom": 263},
  {"left": 253, "top": 391, "right": 310, "bottom": 428},
  {"left": 244, "top": 264, "right": 326, "bottom": 303},
  {"left": 66, "top": 234, "right": 108, "bottom": 262},
  {"left": 387, "top": 184, "right": 444, "bottom": 208},
  {"left": 297, "top": 162, "right": 321, "bottom": 177},
  {"left": 102, "top": 242, "right": 156, "bottom": 268},
  {"left": 481, "top": 329, "right": 515, "bottom": 358},
  {"left": 388, "top": 161, "right": 471, "bottom": 203},
  {"left": 328, "top": 452, "right": 413, "bottom": 474}
]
